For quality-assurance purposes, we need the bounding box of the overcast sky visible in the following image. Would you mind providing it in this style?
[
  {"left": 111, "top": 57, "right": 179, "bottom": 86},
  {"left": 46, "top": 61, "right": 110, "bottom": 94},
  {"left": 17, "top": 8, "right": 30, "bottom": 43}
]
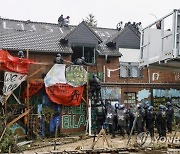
[{"left": 0, "top": 0, "right": 179, "bottom": 29}]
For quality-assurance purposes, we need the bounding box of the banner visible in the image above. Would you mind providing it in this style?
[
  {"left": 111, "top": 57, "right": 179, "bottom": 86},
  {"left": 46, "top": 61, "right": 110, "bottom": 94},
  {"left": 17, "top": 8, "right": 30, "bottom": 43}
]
[
  {"left": 3, "top": 71, "right": 27, "bottom": 96},
  {"left": 44, "top": 64, "right": 67, "bottom": 87},
  {"left": 0, "top": 50, "right": 34, "bottom": 74},
  {"left": 46, "top": 83, "right": 84, "bottom": 106},
  {"left": 66, "top": 65, "right": 87, "bottom": 87},
  {"left": 21, "top": 81, "right": 44, "bottom": 99}
]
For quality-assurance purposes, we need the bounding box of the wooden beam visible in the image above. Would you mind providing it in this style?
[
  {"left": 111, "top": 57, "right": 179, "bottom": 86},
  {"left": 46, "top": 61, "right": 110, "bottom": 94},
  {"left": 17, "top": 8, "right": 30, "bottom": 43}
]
[
  {"left": 7, "top": 109, "right": 30, "bottom": 127},
  {"left": 29, "top": 66, "right": 46, "bottom": 78}
]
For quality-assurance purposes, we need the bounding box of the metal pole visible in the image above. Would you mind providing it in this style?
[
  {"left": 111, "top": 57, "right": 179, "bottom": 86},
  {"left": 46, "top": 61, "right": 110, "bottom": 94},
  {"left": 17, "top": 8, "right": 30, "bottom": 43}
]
[
  {"left": 54, "top": 118, "right": 59, "bottom": 150},
  {"left": 126, "top": 111, "right": 138, "bottom": 148}
]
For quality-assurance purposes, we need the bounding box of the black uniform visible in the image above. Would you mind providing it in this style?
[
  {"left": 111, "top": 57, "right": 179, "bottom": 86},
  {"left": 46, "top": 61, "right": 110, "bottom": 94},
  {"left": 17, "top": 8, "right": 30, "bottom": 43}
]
[
  {"left": 156, "top": 105, "right": 167, "bottom": 137},
  {"left": 105, "top": 104, "right": 116, "bottom": 138},
  {"left": 166, "top": 102, "right": 174, "bottom": 133},
  {"left": 89, "top": 74, "right": 101, "bottom": 99},
  {"left": 144, "top": 103, "right": 150, "bottom": 130},
  {"left": 136, "top": 103, "right": 145, "bottom": 134},
  {"left": 117, "top": 105, "right": 128, "bottom": 137},
  {"left": 146, "top": 106, "right": 155, "bottom": 137},
  {"left": 95, "top": 102, "right": 106, "bottom": 134}
]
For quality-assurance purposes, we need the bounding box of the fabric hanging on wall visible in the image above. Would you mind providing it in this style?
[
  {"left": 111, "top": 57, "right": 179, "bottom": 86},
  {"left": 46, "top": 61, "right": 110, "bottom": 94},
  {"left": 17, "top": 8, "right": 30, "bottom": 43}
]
[
  {"left": 45, "top": 83, "right": 84, "bottom": 106},
  {"left": 44, "top": 64, "right": 67, "bottom": 87},
  {"left": 21, "top": 80, "right": 44, "bottom": 99},
  {"left": 0, "top": 50, "right": 34, "bottom": 74},
  {"left": 3, "top": 71, "right": 27, "bottom": 96},
  {"left": 44, "top": 64, "right": 85, "bottom": 106}
]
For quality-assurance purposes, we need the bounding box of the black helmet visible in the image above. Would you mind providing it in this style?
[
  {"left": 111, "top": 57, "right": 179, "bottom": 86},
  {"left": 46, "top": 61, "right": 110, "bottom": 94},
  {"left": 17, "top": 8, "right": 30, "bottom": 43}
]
[
  {"left": 137, "top": 103, "right": 143, "bottom": 109},
  {"left": 119, "top": 104, "right": 125, "bottom": 109},
  {"left": 159, "top": 104, "right": 164, "bottom": 110},
  {"left": 166, "top": 101, "right": 172, "bottom": 107},
  {"left": 18, "top": 51, "right": 24, "bottom": 58},
  {"left": 56, "top": 53, "right": 62, "bottom": 57},
  {"left": 148, "top": 106, "right": 153, "bottom": 111}
]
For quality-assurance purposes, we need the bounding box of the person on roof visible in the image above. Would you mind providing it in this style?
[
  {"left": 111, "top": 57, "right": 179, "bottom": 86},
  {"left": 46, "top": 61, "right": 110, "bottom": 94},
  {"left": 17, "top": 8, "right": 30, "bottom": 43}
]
[
  {"left": 58, "top": 14, "right": 64, "bottom": 27},
  {"left": 63, "top": 16, "right": 70, "bottom": 27},
  {"left": 116, "top": 21, "right": 123, "bottom": 31}
]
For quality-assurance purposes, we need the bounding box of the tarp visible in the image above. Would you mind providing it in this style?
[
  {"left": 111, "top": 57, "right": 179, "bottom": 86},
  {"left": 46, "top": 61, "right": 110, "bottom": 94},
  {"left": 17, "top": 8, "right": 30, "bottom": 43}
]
[
  {"left": 44, "top": 64, "right": 86, "bottom": 106},
  {"left": 21, "top": 81, "right": 44, "bottom": 99},
  {"left": 0, "top": 50, "right": 34, "bottom": 74},
  {"left": 46, "top": 83, "right": 84, "bottom": 106}
]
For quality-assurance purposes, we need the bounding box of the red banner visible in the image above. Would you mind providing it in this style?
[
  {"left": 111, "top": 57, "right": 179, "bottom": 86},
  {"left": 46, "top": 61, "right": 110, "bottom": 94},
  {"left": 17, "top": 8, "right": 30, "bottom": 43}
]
[
  {"left": 0, "top": 50, "right": 34, "bottom": 74},
  {"left": 45, "top": 83, "right": 84, "bottom": 106},
  {"left": 21, "top": 81, "right": 44, "bottom": 99}
]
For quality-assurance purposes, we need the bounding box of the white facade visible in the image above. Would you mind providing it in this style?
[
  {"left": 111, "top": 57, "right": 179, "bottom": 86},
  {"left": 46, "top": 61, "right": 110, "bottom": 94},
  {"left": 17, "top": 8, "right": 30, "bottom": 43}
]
[{"left": 139, "top": 9, "right": 180, "bottom": 71}]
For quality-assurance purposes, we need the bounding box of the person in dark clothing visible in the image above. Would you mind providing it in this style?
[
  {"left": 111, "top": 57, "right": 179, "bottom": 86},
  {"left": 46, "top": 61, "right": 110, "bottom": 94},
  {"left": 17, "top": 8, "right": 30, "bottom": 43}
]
[
  {"left": 114, "top": 103, "right": 119, "bottom": 132},
  {"left": 143, "top": 102, "right": 150, "bottom": 130},
  {"left": 136, "top": 103, "right": 145, "bottom": 134},
  {"left": 156, "top": 105, "right": 167, "bottom": 138},
  {"left": 54, "top": 53, "right": 64, "bottom": 64},
  {"left": 58, "top": 14, "right": 64, "bottom": 27},
  {"left": 89, "top": 74, "right": 101, "bottom": 99},
  {"left": 146, "top": 106, "right": 155, "bottom": 137},
  {"left": 156, "top": 20, "right": 161, "bottom": 29},
  {"left": 94, "top": 100, "right": 106, "bottom": 134},
  {"left": 117, "top": 104, "right": 128, "bottom": 137},
  {"left": 166, "top": 102, "right": 174, "bottom": 133},
  {"left": 105, "top": 101, "right": 116, "bottom": 138},
  {"left": 74, "top": 57, "right": 94, "bottom": 66}
]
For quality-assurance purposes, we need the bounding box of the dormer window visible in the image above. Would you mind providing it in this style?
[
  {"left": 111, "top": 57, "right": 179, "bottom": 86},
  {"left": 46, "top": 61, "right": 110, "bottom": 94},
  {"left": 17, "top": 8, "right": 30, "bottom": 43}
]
[{"left": 71, "top": 45, "right": 95, "bottom": 64}]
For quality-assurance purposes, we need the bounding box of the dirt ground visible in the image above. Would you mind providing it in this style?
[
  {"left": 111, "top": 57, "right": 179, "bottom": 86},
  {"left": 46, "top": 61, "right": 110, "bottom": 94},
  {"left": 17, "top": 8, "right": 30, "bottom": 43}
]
[{"left": 22, "top": 131, "right": 180, "bottom": 154}]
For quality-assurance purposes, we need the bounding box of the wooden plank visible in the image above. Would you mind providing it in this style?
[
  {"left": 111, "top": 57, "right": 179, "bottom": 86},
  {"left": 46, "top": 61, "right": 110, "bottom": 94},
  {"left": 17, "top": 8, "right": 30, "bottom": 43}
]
[
  {"left": 29, "top": 66, "right": 46, "bottom": 78},
  {"left": 7, "top": 109, "right": 30, "bottom": 127}
]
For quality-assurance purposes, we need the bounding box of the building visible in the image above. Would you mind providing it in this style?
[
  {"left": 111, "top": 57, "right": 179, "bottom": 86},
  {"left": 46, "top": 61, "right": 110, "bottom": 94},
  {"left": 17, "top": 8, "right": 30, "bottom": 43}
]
[{"left": 0, "top": 17, "right": 180, "bottom": 136}]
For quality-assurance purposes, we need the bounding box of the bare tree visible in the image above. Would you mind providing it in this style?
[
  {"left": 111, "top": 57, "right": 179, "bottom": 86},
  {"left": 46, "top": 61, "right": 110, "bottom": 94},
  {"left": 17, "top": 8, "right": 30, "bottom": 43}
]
[{"left": 84, "top": 14, "right": 97, "bottom": 27}]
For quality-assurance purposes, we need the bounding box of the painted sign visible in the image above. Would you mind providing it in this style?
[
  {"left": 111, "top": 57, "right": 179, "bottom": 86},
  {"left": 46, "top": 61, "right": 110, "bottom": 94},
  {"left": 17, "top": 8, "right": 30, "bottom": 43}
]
[
  {"left": 3, "top": 71, "right": 27, "bottom": 96},
  {"left": 61, "top": 103, "right": 86, "bottom": 129},
  {"left": 101, "top": 87, "right": 121, "bottom": 100},
  {"left": 153, "top": 89, "right": 180, "bottom": 98}
]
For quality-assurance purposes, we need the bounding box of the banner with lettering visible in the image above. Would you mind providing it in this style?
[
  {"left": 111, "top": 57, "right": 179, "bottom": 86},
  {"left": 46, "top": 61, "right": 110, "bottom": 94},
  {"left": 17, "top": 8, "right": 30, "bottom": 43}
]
[
  {"left": 45, "top": 83, "right": 84, "bottom": 106},
  {"left": 0, "top": 50, "right": 34, "bottom": 74},
  {"left": 21, "top": 81, "right": 44, "bottom": 99},
  {"left": 3, "top": 71, "right": 27, "bottom": 96}
]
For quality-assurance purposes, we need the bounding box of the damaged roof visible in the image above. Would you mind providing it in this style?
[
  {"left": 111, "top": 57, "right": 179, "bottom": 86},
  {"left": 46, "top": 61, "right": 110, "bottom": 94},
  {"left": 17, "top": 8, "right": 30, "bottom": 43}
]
[{"left": 0, "top": 18, "right": 139, "bottom": 56}]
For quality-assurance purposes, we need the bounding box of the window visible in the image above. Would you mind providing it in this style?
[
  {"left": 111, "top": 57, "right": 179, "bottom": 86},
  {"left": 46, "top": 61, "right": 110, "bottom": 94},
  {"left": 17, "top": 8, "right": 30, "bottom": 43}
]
[
  {"left": 124, "top": 92, "right": 136, "bottom": 104},
  {"left": 120, "top": 62, "right": 142, "bottom": 78},
  {"left": 71, "top": 45, "right": 95, "bottom": 63}
]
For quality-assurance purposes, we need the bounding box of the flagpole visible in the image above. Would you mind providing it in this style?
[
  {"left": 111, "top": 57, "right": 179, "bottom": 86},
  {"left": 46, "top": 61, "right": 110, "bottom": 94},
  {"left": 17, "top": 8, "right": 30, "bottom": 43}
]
[{"left": 26, "top": 49, "right": 30, "bottom": 137}]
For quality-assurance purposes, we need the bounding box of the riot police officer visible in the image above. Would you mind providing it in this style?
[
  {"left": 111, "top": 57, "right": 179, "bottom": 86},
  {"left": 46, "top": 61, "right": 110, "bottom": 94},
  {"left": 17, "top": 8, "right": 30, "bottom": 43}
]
[
  {"left": 146, "top": 106, "right": 155, "bottom": 137},
  {"left": 166, "top": 102, "right": 174, "bottom": 133},
  {"left": 136, "top": 103, "right": 145, "bottom": 134},
  {"left": 94, "top": 99, "right": 106, "bottom": 134},
  {"left": 105, "top": 101, "right": 116, "bottom": 138},
  {"left": 156, "top": 105, "right": 167, "bottom": 138},
  {"left": 117, "top": 104, "right": 128, "bottom": 137},
  {"left": 89, "top": 74, "right": 101, "bottom": 99},
  {"left": 143, "top": 102, "right": 150, "bottom": 130}
]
